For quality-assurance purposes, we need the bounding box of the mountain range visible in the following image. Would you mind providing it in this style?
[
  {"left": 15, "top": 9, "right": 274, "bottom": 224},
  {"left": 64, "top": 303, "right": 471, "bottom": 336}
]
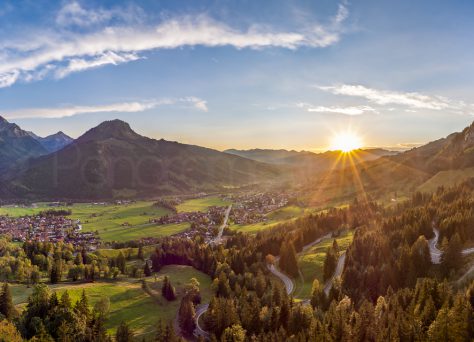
[
  {"left": 0, "top": 119, "right": 279, "bottom": 199},
  {"left": 1, "top": 115, "right": 474, "bottom": 201}
]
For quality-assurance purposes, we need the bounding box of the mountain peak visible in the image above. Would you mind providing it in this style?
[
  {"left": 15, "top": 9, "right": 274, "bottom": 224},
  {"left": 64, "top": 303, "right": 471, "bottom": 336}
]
[{"left": 77, "top": 119, "right": 140, "bottom": 143}]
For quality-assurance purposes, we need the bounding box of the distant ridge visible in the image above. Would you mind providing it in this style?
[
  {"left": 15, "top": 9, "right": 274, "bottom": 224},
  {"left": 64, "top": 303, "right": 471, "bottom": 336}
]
[
  {"left": 0, "top": 115, "right": 48, "bottom": 171},
  {"left": 28, "top": 130, "right": 73, "bottom": 153}
]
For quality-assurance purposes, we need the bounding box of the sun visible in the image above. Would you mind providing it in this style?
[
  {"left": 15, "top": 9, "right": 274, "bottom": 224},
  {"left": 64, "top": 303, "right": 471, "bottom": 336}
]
[{"left": 330, "top": 131, "right": 363, "bottom": 152}]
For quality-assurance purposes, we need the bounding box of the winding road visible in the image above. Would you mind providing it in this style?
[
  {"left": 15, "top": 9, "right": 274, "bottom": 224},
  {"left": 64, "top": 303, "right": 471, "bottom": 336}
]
[
  {"left": 429, "top": 226, "right": 474, "bottom": 264},
  {"left": 429, "top": 227, "right": 442, "bottom": 264},
  {"left": 324, "top": 252, "right": 346, "bottom": 295},
  {"left": 267, "top": 262, "right": 295, "bottom": 294},
  {"left": 194, "top": 304, "right": 210, "bottom": 339}
]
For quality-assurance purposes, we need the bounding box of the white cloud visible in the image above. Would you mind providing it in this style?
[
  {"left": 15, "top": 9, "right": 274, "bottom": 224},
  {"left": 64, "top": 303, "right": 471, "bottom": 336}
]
[
  {"left": 54, "top": 51, "right": 141, "bottom": 78},
  {"left": 56, "top": 1, "right": 112, "bottom": 27},
  {"left": 0, "top": 71, "right": 19, "bottom": 88},
  {"left": 318, "top": 84, "right": 455, "bottom": 110},
  {"left": 297, "top": 103, "right": 376, "bottom": 116},
  {"left": 182, "top": 97, "right": 208, "bottom": 112},
  {"left": 0, "top": 2, "right": 349, "bottom": 88},
  {"left": 2, "top": 97, "right": 208, "bottom": 119}
]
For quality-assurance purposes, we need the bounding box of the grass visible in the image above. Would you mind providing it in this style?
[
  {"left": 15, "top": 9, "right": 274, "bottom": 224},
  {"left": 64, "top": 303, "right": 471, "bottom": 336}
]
[
  {"left": 0, "top": 201, "right": 189, "bottom": 242},
  {"left": 176, "top": 196, "right": 230, "bottom": 213},
  {"left": 229, "top": 205, "right": 308, "bottom": 234},
  {"left": 417, "top": 167, "right": 474, "bottom": 193},
  {"left": 10, "top": 265, "right": 212, "bottom": 339},
  {"left": 94, "top": 245, "right": 158, "bottom": 259},
  {"left": 295, "top": 230, "right": 354, "bottom": 299}
]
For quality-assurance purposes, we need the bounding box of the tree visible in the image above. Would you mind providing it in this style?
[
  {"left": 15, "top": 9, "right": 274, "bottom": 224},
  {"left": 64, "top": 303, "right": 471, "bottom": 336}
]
[
  {"left": 144, "top": 262, "right": 152, "bottom": 277},
  {"left": 94, "top": 296, "right": 111, "bottom": 319},
  {"left": 185, "top": 278, "right": 201, "bottom": 305},
  {"left": 221, "top": 324, "right": 246, "bottom": 342},
  {"left": 161, "top": 276, "right": 176, "bottom": 301},
  {"left": 323, "top": 248, "right": 337, "bottom": 281},
  {"left": 178, "top": 295, "right": 196, "bottom": 336},
  {"left": 279, "top": 242, "right": 299, "bottom": 278},
  {"left": 116, "top": 321, "right": 133, "bottom": 342},
  {"left": 310, "top": 279, "right": 324, "bottom": 308},
  {"left": 50, "top": 260, "right": 62, "bottom": 284},
  {"left": 0, "top": 283, "right": 16, "bottom": 320},
  {"left": 116, "top": 252, "right": 126, "bottom": 274},
  {"left": 0, "top": 320, "right": 22, "bottom": 342},
  {"left": 138, "top": 246, "right": 144, "bottom": 260},
  {"left": 441, "top": 233, "right": 463, "bottom": 276}
]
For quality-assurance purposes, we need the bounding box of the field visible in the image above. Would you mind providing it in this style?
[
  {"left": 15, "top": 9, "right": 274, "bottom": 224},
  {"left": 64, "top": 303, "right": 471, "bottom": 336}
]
[
  {"left": 230, "top": 205, "right": 308, "bottom": 234},
  {"left": 10, "top": 265, "right": 212, "bottom": 338},
  {"left": 0, "top": 201, "right": 189, "bottom": 242},
  {"left": 176, "top": 196, "right": 230, "bottom": 213},
  {"left": 295, "top": 230, "right": 354, "bottom": 299},
  {"left": 417, "top": 167, "right": 474, "bottom": 193}
]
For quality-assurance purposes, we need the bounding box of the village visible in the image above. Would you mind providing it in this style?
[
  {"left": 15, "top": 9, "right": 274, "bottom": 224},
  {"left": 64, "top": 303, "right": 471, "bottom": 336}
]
[
  {"left": 0, "top": 214, "right": 100, "bottom": 250},
  {"left": 151, "top": 191, "right": 293, "bottom": 242}
]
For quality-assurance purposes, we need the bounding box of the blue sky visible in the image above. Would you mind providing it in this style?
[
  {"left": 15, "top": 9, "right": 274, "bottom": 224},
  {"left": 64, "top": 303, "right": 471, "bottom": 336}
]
[{"left": 0, "top": 0, "right": 473, "bottom": 151}]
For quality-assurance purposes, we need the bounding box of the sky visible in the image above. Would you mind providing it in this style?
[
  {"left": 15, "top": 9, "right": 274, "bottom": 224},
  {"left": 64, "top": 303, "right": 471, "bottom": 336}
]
[{"left": 0, "top": 0, "right": 473, "bottom": 151}]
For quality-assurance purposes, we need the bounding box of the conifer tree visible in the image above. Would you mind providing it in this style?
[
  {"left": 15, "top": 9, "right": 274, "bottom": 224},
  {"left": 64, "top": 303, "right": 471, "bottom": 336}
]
[
  {"left": 116, "top": 321, "right": 133, "bottom": 342},
  {"left": 0, "top": 283, "right": 16, "bottom": 320},
  {"left": 178, "top": 295, "right": 196, "bottom": 336}
]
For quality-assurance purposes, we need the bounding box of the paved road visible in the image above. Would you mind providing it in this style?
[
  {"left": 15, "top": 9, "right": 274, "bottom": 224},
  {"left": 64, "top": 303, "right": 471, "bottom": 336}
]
[
  {"left": 462, "top": 247, "right": 474, "bottom": 256},
  {"left": 267, "top": 263, "right": 294, "bottom": 294},
  {"left": 210, "top": 205, "right": 232, "bottom": 245},
  {"left": 429, "top": 227, "right": 442, "bottom": 264},
  {"left": 324, "top": 252, "right": 346, "bottom": 295},
  {"left": 194, "top": 304, "right": 210, "bottom": 339},
  {"left": 268, "top": 233, "right": 332, "bottom": 296},
  {"left": 429, "top": 226, "right": 474, "bottom": 264}
]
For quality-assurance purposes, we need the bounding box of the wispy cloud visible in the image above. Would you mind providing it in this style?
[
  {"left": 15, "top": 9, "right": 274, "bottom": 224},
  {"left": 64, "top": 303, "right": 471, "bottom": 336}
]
[
  {"left": 0, "top": 2, "right": 349, "bottom": 88},
  {"left": 54, "top": 51, "right": 141, "bottom": 79},
  {"left": 297, "top": 102, "right": 376, "bottom": 116},
  {"left": 2, "top": 97, "right": 208, "bottom": 119},
  {"left": 318, "top": 84, "right": 458, "bottom": 111}
]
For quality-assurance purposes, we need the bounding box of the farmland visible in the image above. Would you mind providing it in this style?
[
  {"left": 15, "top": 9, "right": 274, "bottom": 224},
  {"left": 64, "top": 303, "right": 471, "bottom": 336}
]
[{"left": 176, "top": 196, "right": 230, "bottom": 213}]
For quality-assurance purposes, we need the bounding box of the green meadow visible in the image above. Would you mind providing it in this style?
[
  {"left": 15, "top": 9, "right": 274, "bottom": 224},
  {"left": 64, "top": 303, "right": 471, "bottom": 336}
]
[
  {"left": 10, "top": 265, "right": 212, "bottom": 338},
  {"left": 295, "top": 230, "right": 354, "bottom": 299},
  {"left": 176, "top": 196, "right": 230, "bottom": 213},
  {"left": 230, "top": 205, "right": 308, "bottom": 234}
]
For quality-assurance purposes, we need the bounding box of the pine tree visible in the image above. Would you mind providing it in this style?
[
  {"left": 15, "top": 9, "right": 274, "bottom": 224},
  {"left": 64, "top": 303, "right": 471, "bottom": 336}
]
[
  {"left": 178, "top": 295, "right": 196, "bottom": 336},
  {"left": 117, "top": 252, "right": 126, "bottom": 274},
  {"left": 161, "top": 276, "right": 176, "bottom": 301},
  {"left": 310, "top": 279, "right": 324, "bottom": 308},
  {"left": 323, "top": 248, "right": 337, "bottom": 281},
  {"left": 0, "top": 283, "right": 16, "bottom": 320},
  {"left": 144, "top": 262, "right": 152, "bottom": 277},
  {"left": 75, "top": 289, "right": 90, "bottom": 321},
  {"left": 116, "top": 321, "right": 133, "bottom": 342},
  {"left": 441, "top": 233, "right": 463, "bottom": 276}
]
